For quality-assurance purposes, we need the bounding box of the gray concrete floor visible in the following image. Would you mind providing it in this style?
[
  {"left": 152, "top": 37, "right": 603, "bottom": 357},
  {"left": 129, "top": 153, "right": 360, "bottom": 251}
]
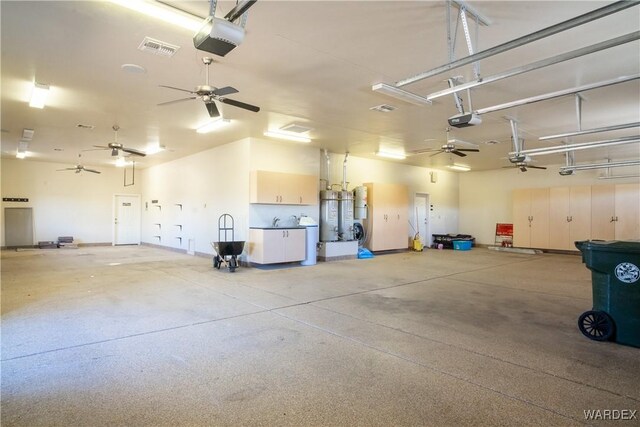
[{"left": 1, "top": 246, "right": 638, "bottom": 426}]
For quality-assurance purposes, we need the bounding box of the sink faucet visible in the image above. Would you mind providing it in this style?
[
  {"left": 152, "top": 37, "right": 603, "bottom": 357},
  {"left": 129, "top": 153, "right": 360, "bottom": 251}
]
[
  {"left": 290, "top": 215, "right": 299, "bottom": 226},
  {"left": 272, "top": 216, "right": 280, "bottom": 227}
]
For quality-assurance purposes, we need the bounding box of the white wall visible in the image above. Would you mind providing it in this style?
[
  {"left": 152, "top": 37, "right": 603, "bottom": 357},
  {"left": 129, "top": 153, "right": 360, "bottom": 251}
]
[
  {"left": 140, "top": 139, "right": 250, "bottom": 256},
  {"left": 459, "top": 167, "right": 640, "bottom": 245},
  {"left": 1, "top": 158, "right": 141, "bottom": 246},
  {"left": 327, "top": 152, "right": 460, "bottom": 244}
]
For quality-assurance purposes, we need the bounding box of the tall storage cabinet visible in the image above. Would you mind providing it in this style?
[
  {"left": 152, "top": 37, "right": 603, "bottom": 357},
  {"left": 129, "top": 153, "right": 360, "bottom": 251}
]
[
  {"left": 512, "top": 188, "right": 550, "bottom": 249},
  {"left": 364, "top": 183, "right": 409, "bottom": 251},
  {"left": 592, "top": 183, "right": 640, "bottom": 240},
  {"left": 548, "top": 186, "right": 591, "bottom": 250}
]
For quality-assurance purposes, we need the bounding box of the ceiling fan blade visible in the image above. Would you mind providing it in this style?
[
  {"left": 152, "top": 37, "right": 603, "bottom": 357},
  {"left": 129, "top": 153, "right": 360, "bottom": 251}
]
[
  {"left": 205, "top": 101, "right": 220, "bottom": 118},
  {"left": 451, "top": 150, "right": 468, "bottom": 157},
  {"left": 528, "top": 165, "right": 547, "bottom": 170},
  {"left": 501, "top": 166, "right": 515, "bottom": 169},
  {"left": 407, "top": 147, "right": 441, "bottom": 154},
  {"left": 92, "top": 145, "right": 109, "bottom": 149},
  {"left": 457, "top": 148, "right": 480, "bottom": 152},
  {"left": 57, "top": 168, "right": 77, "bottom": 171},
  {"left": 213, "top": 86, "right": 239, "bottom": 96},
  {"left": 158, "top": 97, "right": 197, "bottom": 106},
  {"left": 219, "top": 98, "right": 260, "bottom": 112},
  {"left": 159, "top": 85, "right": 195, "bottom": 94},
  {"left": 429, "top": 150, "right": 444, "bottom": 157},
  {"left": 121, "top": 147, "right": 147, "bottom": 157},
  {"left": 84, "top": 168, "right": 101, "bottom": 174}
]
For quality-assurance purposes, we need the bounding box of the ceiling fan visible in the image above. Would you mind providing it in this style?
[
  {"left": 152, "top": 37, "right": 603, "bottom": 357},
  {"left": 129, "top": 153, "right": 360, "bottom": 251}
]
[
  {"left": 503, "top": 118, "right": 546, "bottom": 172},
  {"left": 92, "top": 125, "right": 146, "bottom": 157},
  {"left": 502, "top": 155, "right": 548, "bottom": 172},
  {"left": 408, "top": 128, "right": 480, "bottom": 157},
  {"left": 158, "top": 57, "right": 260, "bottom": 118},
  {"left": 57, "top": 154, "right": 101, "bottom": 174}
]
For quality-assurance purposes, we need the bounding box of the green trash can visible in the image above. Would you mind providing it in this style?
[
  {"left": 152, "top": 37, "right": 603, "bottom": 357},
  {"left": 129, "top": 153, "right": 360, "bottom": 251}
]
[{"left": 575, "top": 240, "right": 640, "bottom": 348}]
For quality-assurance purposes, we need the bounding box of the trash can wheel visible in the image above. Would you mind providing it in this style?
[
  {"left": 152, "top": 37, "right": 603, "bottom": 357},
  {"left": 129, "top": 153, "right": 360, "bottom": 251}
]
[{"left": 578, "top": 310, "right": 614, "bottom": 342}]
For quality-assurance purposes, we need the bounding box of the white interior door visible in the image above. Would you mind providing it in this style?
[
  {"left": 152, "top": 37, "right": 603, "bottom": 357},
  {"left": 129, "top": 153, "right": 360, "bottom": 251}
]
[
  {"left": 414, "top": 193, "right": 430, "bottom": 247},
  {"left": 4, "top": 207, "right": 34, "bottom": 247},
  {"left": 114, "top": 195, "right": 140, "bottom": 245}
]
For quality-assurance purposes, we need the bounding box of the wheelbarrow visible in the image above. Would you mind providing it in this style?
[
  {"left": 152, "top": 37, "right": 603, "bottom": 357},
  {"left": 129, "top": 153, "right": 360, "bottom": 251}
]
[{"left": 211, "top": 214, "right": 245, "bottom": 272}]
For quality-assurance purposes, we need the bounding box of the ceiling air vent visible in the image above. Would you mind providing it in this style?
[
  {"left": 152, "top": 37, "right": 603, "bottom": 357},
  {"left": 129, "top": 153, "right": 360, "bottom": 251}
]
[
  {"left": 138, "top": 37, "right": 180, "bottom": 57},
  {"left": 370, "top": 104, "right": 396, "bottom": 113},
  {"left": 280, "top": 123, "right": 313, "bottom": 133}
]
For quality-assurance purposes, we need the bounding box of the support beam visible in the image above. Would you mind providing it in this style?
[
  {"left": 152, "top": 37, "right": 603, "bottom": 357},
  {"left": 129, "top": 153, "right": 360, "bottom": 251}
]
[
  {"left": 511, "top": 135, "right": 640, "bottom": 157},
  {"left": 395, "top": 1, "right": 639, "bottom": 87},
  {"left": 426, "top": 31, "right": 640, "bottom": 101},
  {"left": 476, "top": 74, "right": 639, "bottom": 115},
  {"left": 539, "top": 122, "right": 640, "bottom": 141}
]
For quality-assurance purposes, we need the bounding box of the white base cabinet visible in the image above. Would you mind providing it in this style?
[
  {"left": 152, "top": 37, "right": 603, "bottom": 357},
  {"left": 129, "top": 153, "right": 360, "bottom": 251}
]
[{"left": 248, "top": 228, "right": 306, "bottom": 264}]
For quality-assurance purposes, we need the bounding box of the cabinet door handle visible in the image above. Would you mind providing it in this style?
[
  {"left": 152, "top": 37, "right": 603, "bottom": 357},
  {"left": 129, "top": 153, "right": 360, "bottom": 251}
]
[
  {"left": 282, "top": 230, "right": 285, "bottom": 238},
  {"left": 615, "top": 216, "right": 619, "bottom": 222},
  {"left": 286, "top": 230, "right": 289, "bottom": 237},
  {"left": 610, "top": 216, "right": 616, "bottom": 222},
  {"left": 299, "top": 196, "right": 302, "bottom": 204},
  {"left": 397, "top": 214, "right": 400, "bottom": 220}
]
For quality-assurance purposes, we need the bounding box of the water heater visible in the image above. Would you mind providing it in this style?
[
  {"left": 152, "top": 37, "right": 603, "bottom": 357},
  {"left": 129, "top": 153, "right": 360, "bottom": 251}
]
[{"left": 353, "top": 186, "right": 367, "bottom": 220}]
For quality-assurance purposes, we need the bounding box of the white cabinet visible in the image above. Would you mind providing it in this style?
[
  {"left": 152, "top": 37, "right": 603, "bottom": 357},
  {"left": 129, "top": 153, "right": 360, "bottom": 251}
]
[
  {"left": 250, "top": 170, "right": 318, "bottom": 205},
  {"left": 248, "top": 228, "right": 306, "bottom": 264},
  {"left": 548, "top": 186, "right": 591, "bottom": 251},
  {"left": 364, "top": 183, "right": 409, "bottom": 251},
  {"left": 512, "top": 188, "right": 550, "bottom": 249},
  {"left": 592, "top": 184, "right": 640, "bottom": 240}
]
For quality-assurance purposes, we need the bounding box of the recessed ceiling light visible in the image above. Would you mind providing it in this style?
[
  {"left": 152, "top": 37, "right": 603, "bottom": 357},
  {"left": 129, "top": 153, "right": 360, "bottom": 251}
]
[
  {"left": 16, "top": 152, "right": 27, "bottom": 159},
  {"left": 121, "top": 63, "right": 147, "bottom": 74},
  {"left": 22, "top": 128, "right": 34, "bottom": 141}
]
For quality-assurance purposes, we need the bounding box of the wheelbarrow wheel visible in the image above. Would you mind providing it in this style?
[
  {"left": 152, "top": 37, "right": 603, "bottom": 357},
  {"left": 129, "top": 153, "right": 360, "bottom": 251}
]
[
  {"left": 228, "top": 256, "right": 237, "bottom": 272},
  {"left": 578, "top": 310, "right": 614, "bottom": 342}
]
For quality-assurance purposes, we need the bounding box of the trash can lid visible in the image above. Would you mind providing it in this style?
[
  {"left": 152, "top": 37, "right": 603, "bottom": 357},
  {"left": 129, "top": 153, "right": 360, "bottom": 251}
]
[{"left": 580, "top": 240, "right": 640, "bottom": 253}]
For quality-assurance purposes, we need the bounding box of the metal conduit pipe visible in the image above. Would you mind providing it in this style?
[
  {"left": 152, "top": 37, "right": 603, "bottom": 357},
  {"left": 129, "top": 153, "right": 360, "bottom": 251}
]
[
  {"left": 476, "top": 74, "right": 640, "bottom": 115},
  {"left": 539, "top": 122, "right": 640, "bottom": 141},
  {"left": 560, "top": 159, "right": 640, "bottom": 171},
  {"left": 342, "top": 152, "right": 349, "bottom": 191},
  {"left": 426, "top": 31, "right": 640, "bottom": 101},
  {"left": 395, "top": 1, "right": 639, "bottom": 87},
  {"left": 510, "top": 135, "right": 640, "bottom": 157}
]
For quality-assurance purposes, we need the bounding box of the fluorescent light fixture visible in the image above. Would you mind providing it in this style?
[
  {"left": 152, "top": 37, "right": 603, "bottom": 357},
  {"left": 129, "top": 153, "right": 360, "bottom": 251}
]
[
  {"left": 29, "top": 83, "right": 49, "bottom": 108},
  {"left": 109, "top": 0, "right": 203, "bottom": 32},
  {"left": 375, "top": 151, "right": 406, "bottom": 160},
  {"left": 196, "top": 118, "right": 231, "bottom": 134},
  {"left": 372, "top": 83, "right": 432, "bottom": 106},
  {"left": 447, "top": 163, "right": 471, "bottom": 171},
  {"left": 115, "top": 157, "right": 127, "bottom": 167},
  {"left": 22, "top": 128, "right": 35, "bottom": 140},
  {"left": 264, "top": 131, "right": 311, "bottom": 143},
  {"left": 16, "top": 152, "right": 27, "bottom": 159}
]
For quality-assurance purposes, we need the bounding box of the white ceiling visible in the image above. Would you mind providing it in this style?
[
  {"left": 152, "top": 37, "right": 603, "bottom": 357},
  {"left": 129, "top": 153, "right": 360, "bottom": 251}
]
[{"left": 1, "top": 1, "right": 639, "bottom": 172}]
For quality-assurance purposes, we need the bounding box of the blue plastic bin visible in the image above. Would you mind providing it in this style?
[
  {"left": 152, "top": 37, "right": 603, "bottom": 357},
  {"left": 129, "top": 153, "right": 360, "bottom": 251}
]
[{"left": 453, "top": 240, "right": 472, "bottom": 251}]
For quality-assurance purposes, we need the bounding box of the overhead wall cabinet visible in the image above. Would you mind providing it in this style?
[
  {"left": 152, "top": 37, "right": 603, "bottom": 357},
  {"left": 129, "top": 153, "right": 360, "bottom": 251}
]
[
  {"left": 364, "top": 183, "right": 409, "bottom": 251},
  {"left": 548, "top": 186, "right": 591, "bottom": 251},
  {"left": 248, "top": 228, "right": 306, "bottom": 264},
  {"left": 513, "top": 183, "right": 640, "bottom": 251},
  {"left": 250, "top": 170, "right": 318, "bottom": 205},
  {"left": 591, "top": 183, "right": 640, "bottom": 240},
  {"left": 512, "top": 188, "right": 550, "bottom": 249}
]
